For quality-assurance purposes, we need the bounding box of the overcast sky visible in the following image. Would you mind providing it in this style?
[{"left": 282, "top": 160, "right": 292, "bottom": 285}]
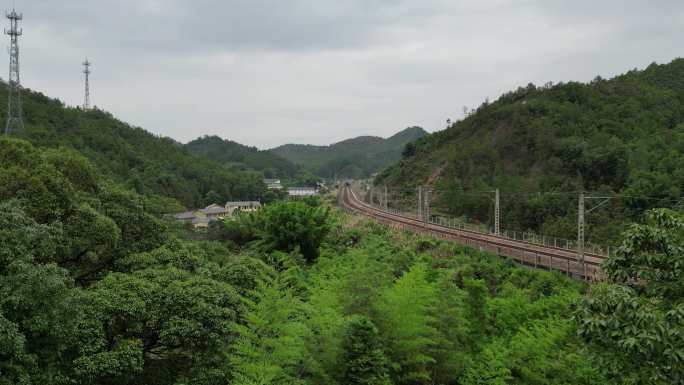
[{"left": 13, "top": 0, "right": 684, "bottom": 148}]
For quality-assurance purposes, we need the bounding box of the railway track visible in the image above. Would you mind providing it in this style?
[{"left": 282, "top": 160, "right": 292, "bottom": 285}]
[{"left": 339, "top": 185, "right": 605, "bottom": 281}]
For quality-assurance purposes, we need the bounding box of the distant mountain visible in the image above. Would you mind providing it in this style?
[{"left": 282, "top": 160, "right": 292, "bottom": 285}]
[
  {"left": 270, "top": 126, "right": 428, "bottom": 178},
  {"left": 185, "top": 135, "right": 302, "bottom": 179}
]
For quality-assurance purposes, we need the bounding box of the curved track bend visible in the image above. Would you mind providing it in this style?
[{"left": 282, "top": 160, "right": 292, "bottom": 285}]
[{"left": 339, "top": 185, "right": 604, "bottom": 281}]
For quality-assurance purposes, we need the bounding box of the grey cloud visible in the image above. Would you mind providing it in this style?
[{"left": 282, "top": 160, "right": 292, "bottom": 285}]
[
  {"left": 24, "top": 0, "right": 451, "bottom": 54},
  {"left": 6, "top": 0, "right": 684, "bottom": 148}
]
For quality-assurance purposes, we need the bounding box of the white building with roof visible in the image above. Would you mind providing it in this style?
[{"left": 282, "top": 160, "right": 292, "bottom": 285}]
[
  {"left": 263, "top": 179, "right": 283, "bottom": 190},
  {"left": 288, "top": 187, "right": 318, "bottom": 197},
  {"left": 225, "top": 201, "right": 261, "bottom": 214}
]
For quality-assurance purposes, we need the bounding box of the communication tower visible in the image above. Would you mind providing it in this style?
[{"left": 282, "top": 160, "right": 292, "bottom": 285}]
[
  {"left": 4, "top": 7, "right": 23, "bottom": 134},
  {"left": 83, "top": 58, "right": 91, "bottom": 110}
]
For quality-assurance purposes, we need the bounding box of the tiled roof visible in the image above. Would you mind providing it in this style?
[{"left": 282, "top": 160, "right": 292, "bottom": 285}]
[
  {"left": 200, "top": 207, "right": 231, "bottom": 215},
  {"left": 173, "top": 211, "right": 196, "bottom": 220}
]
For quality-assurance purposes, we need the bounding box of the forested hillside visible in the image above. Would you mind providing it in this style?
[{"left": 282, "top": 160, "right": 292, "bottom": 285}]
[
  {"left": 271, "top": 126, "right": 427, "bottom": 179},
  {"left": 186, "top": 135, "right": 300, "bottom": 178},
  {"left": 2, "top": 135, "right": 681, "bottom": 384},
  {"left": 0, "top": 137, "right": 606, "bottom": 384},
  {"left": 185, "top": 135, "right": 319, "bottom": 186},
  {"left": 378, "top": 59, "right": 684, "bottom": 245},
  {"left": 4, "top": 84, "right": 265, "bottom": 209}
]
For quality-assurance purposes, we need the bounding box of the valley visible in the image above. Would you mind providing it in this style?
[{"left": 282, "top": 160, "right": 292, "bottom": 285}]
[{"left": 1, "top": 3, "right": 683, "bottom": 383}]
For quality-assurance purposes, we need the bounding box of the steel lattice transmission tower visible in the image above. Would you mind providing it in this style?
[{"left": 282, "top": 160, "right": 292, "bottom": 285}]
[
  {"left": 4, "top": 7, "right": 23, "bottom": 135},
  {"left": 82, "top": 58, "right": 91, "bottom": 110}
]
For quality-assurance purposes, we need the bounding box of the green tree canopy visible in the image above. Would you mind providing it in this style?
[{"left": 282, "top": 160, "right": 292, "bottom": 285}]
[
  {"left": 576, "top": 209, "right": 684, "bottom": 384},
  {"left": 254, "top": 201, "right": 331, "bottom": 263},
  {"left": 339, "top": 316, "right": 391, "bottom": 385}
]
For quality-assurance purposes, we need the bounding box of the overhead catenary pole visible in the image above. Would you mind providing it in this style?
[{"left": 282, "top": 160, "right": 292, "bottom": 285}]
[
  {"left": 578, "top": 191, "right": 585, "bottom": 279},
  {"left": 425, "top": 188, "right": 430, "bottom": 227},
  {"left": 417, "top": 186, "right": 422, "bottom": 220},
  {"left": 4, "top": 7, "right": 23, "bottom": 135},
  {"left": 495, "top": 188, "right": 500, "bottom": 236},
  {"left": 578, "top": 193, "right": 613, "bottom": 280},
  {"left": 384, "top": 185, "right": 388, "bottom": 211},
  {"left": 370, "top": 186, "right": 374, "bottom": 206}
]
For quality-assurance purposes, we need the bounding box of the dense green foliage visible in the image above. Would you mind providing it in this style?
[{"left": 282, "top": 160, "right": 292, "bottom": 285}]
[
  {"left": 186, "top": 135, "right": 313, "bottom": 182},
  {"left": 212, "top": 204, "right": 605, "bottom": 385},
  {"left": 0, "top": 137, "right": 241, "bottom": 384},
  {"left": 0, "top": 137, "right": 167, "bottom": 281},
  {"left": 254, "top": 200, "right": 331, "bottom": 263},
  {"left": 208, "top": 198, "right": 331, "bottom": 263},
  {"left": 378, "top": 59, "right": 684, "bottom": 245},
  {"left": 2, "top": 83, "right": 266, "bottom": 208},
  {"left": 271, "top": 126, "right": 427, "bottom": 179},
  {"left": 576, "top": 209, "right": 684, "bottom": 384},
  {"left": 0, "top": 136, "right": 610, "bottom": 384},
  {"left": 339, "top": 316, "right": 391, "bottom": 385}
]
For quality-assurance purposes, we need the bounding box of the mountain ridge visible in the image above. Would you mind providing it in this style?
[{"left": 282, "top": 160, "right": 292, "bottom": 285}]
[
  {"left": 271, "top": 126, "right": 428, "bottom": 178},
  {"left": 185, "top": 135, "right": 303, "bottom": 180}
]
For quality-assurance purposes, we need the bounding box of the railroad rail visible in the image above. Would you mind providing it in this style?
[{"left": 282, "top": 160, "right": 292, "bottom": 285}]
[{"left": 339, "top": 185, "right": 605, "bottom": 281}]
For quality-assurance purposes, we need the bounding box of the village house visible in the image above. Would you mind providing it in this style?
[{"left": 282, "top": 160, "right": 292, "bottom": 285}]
[
  {"left": 169, "top": 201, "right": 262, "bottom": 229},
  {"left": 200, "top": 204, "right": 232, "bottom": 219}
]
